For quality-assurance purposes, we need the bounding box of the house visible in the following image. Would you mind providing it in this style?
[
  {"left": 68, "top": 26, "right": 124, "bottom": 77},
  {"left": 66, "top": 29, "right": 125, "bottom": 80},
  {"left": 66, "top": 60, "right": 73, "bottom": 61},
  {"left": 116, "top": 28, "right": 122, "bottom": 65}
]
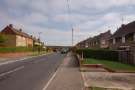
[
  {"left": 109, "top": 21, "right": 135, "bottom": 50},
  {"left": 76, "top": 30, "right": 111, "bottom": 49},
  {"left": 32, "top": 37, "right": 46, "bottom": 51},
  {"left": 0, "top": 24, "right": 33, "bottom": 47},
  {"left": 32, "top": 37, "right": 41, "bottom": 46},
  {"left": 99, "top": 30, "right": 112, "bottom": 48},
  {"left": 86, "top": 35, "right": 100, "bottom": 49},
  {"left": 76, "top": 39, "right": 87, "bottom": 49}
]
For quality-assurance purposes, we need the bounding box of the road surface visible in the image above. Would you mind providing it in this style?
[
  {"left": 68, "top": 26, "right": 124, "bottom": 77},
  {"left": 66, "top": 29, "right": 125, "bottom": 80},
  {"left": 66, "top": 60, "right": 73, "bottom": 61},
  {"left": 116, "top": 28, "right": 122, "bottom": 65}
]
[{"left": 0, "top": 53, "right": 65, "bottom": 90}]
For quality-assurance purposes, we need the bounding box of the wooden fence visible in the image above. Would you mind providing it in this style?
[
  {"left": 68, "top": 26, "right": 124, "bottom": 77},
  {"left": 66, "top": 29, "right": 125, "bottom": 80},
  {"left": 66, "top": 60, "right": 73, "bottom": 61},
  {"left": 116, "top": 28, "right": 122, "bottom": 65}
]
[{"left": 118, "top": 50, "right": 135, "bottom": 65}]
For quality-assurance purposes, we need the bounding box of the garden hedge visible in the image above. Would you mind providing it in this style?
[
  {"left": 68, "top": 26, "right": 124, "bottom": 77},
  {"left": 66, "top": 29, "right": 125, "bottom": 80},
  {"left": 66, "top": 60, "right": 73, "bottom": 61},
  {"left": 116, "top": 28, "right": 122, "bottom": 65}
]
[{"left": 76, "top": 49, "right": 119, "bottom": 61}]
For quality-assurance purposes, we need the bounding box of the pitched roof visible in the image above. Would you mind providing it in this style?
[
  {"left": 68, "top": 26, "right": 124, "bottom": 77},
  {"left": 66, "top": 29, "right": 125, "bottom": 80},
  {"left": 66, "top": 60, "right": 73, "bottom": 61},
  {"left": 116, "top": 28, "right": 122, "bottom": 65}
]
[
  {"left": 1, "top": 24, "right": 32, "bottom": 39},
  {"left": 86, "top": 30, "right": 111, "bottom": 42},
  {"left": 76, "top": 30, "right": 112, "bottom": 45},
  {"left": 112, "top": 21, "right": 135, "bottom": 38}
]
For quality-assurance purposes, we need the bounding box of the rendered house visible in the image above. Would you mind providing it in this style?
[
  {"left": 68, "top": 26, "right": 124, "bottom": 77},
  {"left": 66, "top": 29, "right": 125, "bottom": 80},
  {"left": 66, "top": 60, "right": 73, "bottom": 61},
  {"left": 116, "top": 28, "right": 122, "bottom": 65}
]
[
  {"left": 109, "top": 21, "right": 135, "bottom": 50},
  {"left": 0, "top": 24, "right": 33, "bottom": 47}
]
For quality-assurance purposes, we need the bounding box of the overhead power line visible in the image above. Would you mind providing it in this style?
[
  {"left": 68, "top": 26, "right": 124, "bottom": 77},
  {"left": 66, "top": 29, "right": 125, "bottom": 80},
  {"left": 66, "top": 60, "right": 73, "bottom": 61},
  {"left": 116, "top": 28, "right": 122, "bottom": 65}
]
[{"left": 66, "top": 0, "right": 74, "bottom": 46}]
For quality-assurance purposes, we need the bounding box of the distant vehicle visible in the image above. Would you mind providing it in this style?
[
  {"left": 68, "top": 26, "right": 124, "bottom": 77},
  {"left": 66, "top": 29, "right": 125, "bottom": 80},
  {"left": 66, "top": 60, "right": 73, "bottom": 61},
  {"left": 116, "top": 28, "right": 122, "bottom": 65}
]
[
  {"left": 53, "top": 49, "right": 57, "bottom": 52},
  {"left": 61, "top": 48, "right": 69, "bottom": 54}
]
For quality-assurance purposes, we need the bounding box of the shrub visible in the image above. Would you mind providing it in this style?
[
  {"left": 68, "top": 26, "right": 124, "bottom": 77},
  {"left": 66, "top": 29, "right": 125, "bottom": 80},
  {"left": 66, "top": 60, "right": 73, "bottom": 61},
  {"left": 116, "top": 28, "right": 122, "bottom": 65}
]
[{"left": 76, "top": 49, "right": 119, "bottom": 61}]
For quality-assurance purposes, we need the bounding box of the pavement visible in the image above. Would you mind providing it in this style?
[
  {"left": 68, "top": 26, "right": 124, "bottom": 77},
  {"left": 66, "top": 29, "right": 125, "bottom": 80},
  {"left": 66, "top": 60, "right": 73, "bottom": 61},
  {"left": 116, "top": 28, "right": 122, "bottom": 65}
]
[
  {"left": 0, "top": 52, "right": 32, "bottom": 63},
  {"left": 81, "top": 67, "right": 135, "bottom": 90},
  {"left": 0, "top": 52, "right": 48, "bottom": 64},
  {"left": 46, "top": 52, "right": 84, "bottom": 90},
  {"left": 0, "top": 52, "right": 65, "bottom": 90}
]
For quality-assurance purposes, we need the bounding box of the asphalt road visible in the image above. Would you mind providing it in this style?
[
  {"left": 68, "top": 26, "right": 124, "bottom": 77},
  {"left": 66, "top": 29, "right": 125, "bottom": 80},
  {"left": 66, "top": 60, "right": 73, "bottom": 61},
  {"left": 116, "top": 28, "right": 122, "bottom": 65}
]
[{"left": 0, "top": 53, "right": 66, "bottom": 90}]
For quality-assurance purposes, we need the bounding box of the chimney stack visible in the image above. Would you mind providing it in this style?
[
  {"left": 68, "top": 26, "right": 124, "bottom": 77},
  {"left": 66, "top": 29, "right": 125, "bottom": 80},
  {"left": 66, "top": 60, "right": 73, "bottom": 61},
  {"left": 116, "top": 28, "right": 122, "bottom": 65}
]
[
  {"left": 121, "top": 24, "right": 125, "bottom": 28},
  {"left": 9, "top": 24, "right": 13, "bottom": 28},
  {"left": 19, "top": 29, "right": 22, "bottom": 32}
]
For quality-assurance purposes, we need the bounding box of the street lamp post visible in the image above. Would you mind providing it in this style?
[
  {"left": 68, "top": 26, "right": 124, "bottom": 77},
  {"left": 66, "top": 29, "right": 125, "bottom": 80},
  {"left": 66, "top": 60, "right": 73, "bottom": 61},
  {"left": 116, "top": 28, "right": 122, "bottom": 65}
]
[
  {"left": 72, "top": 28, "right": 74, "bottom": 47},
  {"left": 38, "top": 32, "right": 42, "bottom": 54}
]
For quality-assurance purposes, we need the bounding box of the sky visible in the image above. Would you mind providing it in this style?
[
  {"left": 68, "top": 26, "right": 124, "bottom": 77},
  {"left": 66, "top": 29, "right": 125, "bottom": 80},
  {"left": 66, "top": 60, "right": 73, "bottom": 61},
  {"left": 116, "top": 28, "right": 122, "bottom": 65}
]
[{"left": 0, "top": 0, "right": 135, "bottom": 46}]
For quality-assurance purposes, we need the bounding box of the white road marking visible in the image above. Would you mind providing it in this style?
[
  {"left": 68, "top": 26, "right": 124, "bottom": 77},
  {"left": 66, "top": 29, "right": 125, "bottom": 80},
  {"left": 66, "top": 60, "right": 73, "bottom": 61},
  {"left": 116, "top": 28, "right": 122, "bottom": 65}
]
[
  {"left": 42, "top": 67, "right": 59, "bottom": 90},
  {"left": 0, "top": 66, "right": 24, "bottom": 77},
  {"left": 0, "top": 58, "right": 28, "bottom": 66},
  {"left": 42, "top": 54, "right": 66, "bottom": 90}
]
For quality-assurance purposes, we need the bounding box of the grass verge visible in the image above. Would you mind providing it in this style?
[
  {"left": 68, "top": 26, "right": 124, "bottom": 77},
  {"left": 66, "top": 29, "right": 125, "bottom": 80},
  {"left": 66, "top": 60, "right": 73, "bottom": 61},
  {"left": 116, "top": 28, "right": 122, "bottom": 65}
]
[
  {"left": 84, "top": 58, "right": 135, "bottom": 72},
  {"left": 89, "top": 87, "right": 106, "bottom": 90},
  {"left": 89, "top": 87, "right": 122, "bottom": 90},
  {"left": 0, "top": 47, "right": 33, "bottom": 53}
]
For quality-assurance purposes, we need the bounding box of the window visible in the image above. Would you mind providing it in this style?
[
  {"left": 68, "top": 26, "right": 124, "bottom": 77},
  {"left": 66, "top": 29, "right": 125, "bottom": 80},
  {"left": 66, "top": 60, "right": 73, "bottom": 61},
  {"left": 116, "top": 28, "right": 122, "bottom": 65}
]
[{"left": 125, "top": 33, "right": 134, "bottom": 42}]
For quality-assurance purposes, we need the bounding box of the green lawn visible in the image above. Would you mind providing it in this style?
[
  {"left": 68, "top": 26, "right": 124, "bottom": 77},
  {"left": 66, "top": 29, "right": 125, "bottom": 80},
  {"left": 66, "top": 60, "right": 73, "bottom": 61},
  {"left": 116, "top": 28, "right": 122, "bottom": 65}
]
[{"left": 84, "top": 58, "right": 135, "bottom": 71}]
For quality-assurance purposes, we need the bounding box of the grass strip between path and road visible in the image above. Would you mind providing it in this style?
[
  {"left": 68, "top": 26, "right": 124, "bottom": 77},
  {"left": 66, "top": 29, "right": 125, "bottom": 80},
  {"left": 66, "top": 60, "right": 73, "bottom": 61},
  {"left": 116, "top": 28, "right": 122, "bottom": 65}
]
[
  {"left": 0, "top": 47, "right": 33, "bottom": 53},
  {"left": 84, "top": 58, "right": 135, "bottom": 72},
  {"left": 89, "top": 87, "right": 122, "bottom": 90},
  {"left": 89, "top": 87, "right": 107, "bottom": 90}
]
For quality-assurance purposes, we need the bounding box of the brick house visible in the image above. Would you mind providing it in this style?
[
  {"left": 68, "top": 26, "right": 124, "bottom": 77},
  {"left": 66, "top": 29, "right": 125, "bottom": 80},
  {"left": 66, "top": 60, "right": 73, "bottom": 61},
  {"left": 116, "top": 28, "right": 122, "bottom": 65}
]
[
  {"left": 86, "top": 35, "right": 100, "bottom": 49},
  {"left": 109, "top": 21, "right": 135, "bottom": 65},
  {"left": 109, "top": 21, "right": 135, "bottom": 50},
  {"left": 0, "top": 24, "right": 33, "bottom": 47},
  {"left": 76, "top": 30, "right": 111, "bottom": 49},
  {"left": 76, "top": 39, "right": 88, "bottom": 49},
  {"left": 100, "top": 30, "right": 112, "bottom": 48}
]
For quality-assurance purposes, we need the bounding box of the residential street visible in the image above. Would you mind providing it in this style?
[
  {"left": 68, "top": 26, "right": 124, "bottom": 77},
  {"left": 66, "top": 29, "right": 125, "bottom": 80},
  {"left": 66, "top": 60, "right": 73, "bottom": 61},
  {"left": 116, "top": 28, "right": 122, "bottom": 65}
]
[
  {"left": 46, "top": 52, "right": 84, "bottom": 90},
  {"left": 1, "top": 0, "right": 135, "bottom": 90},
  {"left": 0, "top": 53, "right": 65, "bottom": 90}
]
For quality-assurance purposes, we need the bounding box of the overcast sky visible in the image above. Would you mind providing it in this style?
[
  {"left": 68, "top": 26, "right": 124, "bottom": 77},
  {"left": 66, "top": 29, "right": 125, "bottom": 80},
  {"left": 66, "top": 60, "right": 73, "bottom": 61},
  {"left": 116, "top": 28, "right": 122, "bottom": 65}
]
[{"left": 0, "top": 0, "right": 135, "bottom": 46}]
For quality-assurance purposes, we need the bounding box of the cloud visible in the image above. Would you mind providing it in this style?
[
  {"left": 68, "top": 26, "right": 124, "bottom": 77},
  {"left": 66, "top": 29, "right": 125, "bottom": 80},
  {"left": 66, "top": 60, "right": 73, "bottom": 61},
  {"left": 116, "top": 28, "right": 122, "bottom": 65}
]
[
  {"left": 70, "top": 0, "right": 135, "bottom": 11},
  {"left": 22, "top": 25, "right": 73, "bottom": 46},
  {"left": 0, "top": 0, "right": 135, "bottom": 46},
  {"left": 20, "top": 13, "right": 48, "bottom": 25},
  {"left": 53, "top": 13, "right": 90, "bottom": 25}
]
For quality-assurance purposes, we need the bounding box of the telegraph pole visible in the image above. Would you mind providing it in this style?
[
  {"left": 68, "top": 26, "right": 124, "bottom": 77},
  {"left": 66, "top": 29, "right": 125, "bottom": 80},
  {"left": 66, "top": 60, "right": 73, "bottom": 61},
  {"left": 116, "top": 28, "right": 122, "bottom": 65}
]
[{"left": 66, "top": 0, "right": 74, "bottom": 47}]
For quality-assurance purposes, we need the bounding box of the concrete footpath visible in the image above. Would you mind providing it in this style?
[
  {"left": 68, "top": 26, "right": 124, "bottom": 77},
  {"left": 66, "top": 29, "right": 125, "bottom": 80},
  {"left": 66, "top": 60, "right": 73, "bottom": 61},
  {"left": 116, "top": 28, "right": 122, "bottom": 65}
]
[{"left": 45, "top": 52, "right": 84, "bottom": 90}]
